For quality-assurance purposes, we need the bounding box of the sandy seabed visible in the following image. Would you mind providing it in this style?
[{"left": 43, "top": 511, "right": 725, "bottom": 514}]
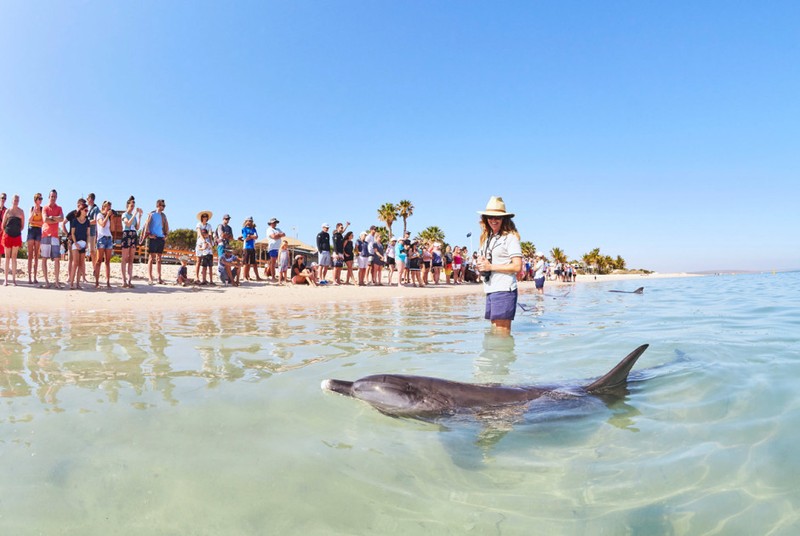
[{"left": 0, "top": 259, "right": 701, "bottom": 313}]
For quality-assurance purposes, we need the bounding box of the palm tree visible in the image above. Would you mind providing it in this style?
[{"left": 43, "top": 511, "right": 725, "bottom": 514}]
[
  {"left": 375, "top": 226, "right": 390, "bottom": 244},
  {"left": 582, "top": 248, "right": 601, "bottom": 274},
  {"left": 419, "top": 226, "right": 445, "bottom": 244},
  {"left": 550, "top": 247, "right": 567, "bottom": 264},
  {"left": 520, "top": 241, "right": 536, "bottom": 258},
  {"left": 377, "top": 203, "right": 398, "bottom": 239},
  {"left": 397, "top": 199, "right": 414, "bottom": 234},
  {"left": 614, "top": 255, "right": 627, "bottom": 271}
]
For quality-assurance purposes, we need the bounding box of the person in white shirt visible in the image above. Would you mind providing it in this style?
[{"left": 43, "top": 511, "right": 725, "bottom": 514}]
[{"left": 475, "top": 196, "right": 523, "bottom": 334}]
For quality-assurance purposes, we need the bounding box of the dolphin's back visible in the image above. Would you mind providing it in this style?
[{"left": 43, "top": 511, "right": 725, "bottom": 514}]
[{"left": 583, "top": 344, "right": 649, "bottom": 394}]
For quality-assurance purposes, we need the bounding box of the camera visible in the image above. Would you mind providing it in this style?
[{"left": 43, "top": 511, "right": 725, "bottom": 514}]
[{"left": 480, "top": 253, "right": 492, "bottom": 282}]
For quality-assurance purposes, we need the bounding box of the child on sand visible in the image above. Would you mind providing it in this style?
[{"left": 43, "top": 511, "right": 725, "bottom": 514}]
[
  {"left": 278, "top": 241, "right": 290, "bottom": 285},
  {"left": 177, "top": 256, "right": 189, "bottom": 286}
]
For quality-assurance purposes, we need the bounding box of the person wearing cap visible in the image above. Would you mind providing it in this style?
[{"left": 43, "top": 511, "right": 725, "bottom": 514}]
[
  {"left": 533, "top": 251, "right": 547, "bottom": 294},
  {"left": 241, "top": 216, "right": 262, "bottom": 281},
  {"left": 316, "top": 223, "right": 332, "bottom": 282},
  {"left": 215, "top": 214, "right": 234, "bottom": 258},
  {"left": 218, "top": 247, "right": 241, "bottom": 286},
  {"left": 195, "top": 211, "right": 215, "bottom": 285},
  {"left": 356, "top": 231, "right": 370, "bottom": 286},
  {"left": 476, "top": 196, "right": 523, "bottom": 333},
  {"left": 265, "top": 217, "right": 285, "bottom": 282}
]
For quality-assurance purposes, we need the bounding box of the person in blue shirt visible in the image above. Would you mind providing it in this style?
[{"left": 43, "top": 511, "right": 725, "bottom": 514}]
[{"left": 241, "top": 216, "right": 263, "bottom": 282}]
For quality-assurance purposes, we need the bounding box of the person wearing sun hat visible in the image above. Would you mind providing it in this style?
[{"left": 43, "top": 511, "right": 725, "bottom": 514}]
[
  {"left": 476, "top": 196, "right": 523, "bottom": 333},
  {"left": 194, "top": 210, "right": 215, "bottom": 285},
  {"left": 215, "top": 213, "right": 234, "bottom": 258},
  {"left": 316, "top": 223, "right": 332, "bottom": 282}
]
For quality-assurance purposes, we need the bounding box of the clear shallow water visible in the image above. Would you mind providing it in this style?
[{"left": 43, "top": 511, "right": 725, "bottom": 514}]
[{"left": 2, "top": 273, "right": 799, "bottom": 535}]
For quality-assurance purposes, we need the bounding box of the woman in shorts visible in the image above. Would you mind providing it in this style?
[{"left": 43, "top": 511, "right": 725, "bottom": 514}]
[
  {"left": 476, "top": 196, "right": 522, "bottom": 334},
  {"left": 429, "top": 242, "right": 443, "bottom": 285},
  {"left": 452, "top": 246, "right": 463, "bottom": 285},
  {"left": 2, "top": 194, "right": 25, "bottom": 286},
  {"left": 407, "top": 240, "right": 422, "bottom": 287},
  {"left": 26, "top": 193, "right": 43, "bottom": 284},
  {"left": 93, "top": 200, "right": 114, "bottom": 289},
  {"left": 68, "top": 204, "right": 90, "bottom": 289},
  {"left": 120, "top": 196, "right": 143, "bottom": 288}
]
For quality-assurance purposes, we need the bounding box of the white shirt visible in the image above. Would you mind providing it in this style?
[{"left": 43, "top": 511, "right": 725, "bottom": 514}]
[
  {"left": 481, "top": 233, "right": 522, "bottom": 293},
  {"left": 267, "top": 225, "right": 283, "bottom": 251}
]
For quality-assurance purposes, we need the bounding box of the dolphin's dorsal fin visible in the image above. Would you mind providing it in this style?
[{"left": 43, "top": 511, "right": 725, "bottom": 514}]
[
  {"left": 584, "top": 344, "right": 649, "bottom": 394},
  {"left": 633, "top": 287, "right": 644, "bottom": 294}
]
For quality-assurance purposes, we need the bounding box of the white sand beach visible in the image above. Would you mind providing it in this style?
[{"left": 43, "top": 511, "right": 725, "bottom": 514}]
[{"left": 0, "top": 262, "right": 701, "bottom": 313}]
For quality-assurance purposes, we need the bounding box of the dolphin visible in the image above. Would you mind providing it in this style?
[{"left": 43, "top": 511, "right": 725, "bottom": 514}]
[
  {"left": 609, "top": 286, "right": 644, "bottom": 294},
  {"left": 321, "top": 344, "right": 649, "bottom": 420}
]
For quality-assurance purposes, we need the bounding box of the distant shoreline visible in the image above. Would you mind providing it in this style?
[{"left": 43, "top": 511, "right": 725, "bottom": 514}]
[{"left": 0, "top": 268, "right": 702, "bottom": 313}]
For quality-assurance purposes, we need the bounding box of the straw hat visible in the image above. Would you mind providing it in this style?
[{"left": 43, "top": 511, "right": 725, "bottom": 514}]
[
  {"left": 197, "top": 210, "right": 213, "bottom": 221},
  {"left": 477, "top": 196, "right": 514, "bottom": 218}
]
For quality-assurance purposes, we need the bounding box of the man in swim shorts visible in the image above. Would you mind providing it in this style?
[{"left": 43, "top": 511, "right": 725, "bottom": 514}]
[
  {"left": 143, "top": 199, "right": 169, "bottom": 284},
  {"left": 41, "top": 189, "right": 65, "bottom": 288}
]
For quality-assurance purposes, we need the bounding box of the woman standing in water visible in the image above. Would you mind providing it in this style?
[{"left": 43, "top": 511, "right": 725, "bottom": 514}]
[{"left": 476, "top": 196, "right": 523, "bottom": 334}]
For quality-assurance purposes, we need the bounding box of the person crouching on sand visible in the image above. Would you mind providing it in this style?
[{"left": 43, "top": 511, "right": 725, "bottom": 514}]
[
  {"left": 291, "top": 255, "right": 317, "bottom": 286},
  {"left": 177, "top": 256, "right": 190, "bottom": 286}
]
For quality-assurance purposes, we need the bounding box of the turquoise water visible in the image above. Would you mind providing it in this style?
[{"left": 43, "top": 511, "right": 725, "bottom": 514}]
[{"left": 2, "top": 272, "right": 799, "bottom": 535}]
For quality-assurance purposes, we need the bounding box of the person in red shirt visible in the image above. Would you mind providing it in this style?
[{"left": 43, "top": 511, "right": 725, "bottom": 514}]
[{"left": 41, "top": 189, "right": 65, "bottom": 288}]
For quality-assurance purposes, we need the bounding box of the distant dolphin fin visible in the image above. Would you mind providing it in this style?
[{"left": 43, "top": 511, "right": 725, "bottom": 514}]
[
  {"left": 584, "top": 344, "right": 649, "bottom": 394},
  {"left": 321, "top": 379, "right": 354, "bottom": 397},
  {"left": 609, "top": 287, "right": 644, "bottom": 294}
]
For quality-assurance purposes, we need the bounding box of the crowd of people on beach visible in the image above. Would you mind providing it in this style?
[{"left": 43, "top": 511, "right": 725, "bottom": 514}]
[{"left": 1, "top": 190, "right": 564, "bottom": 292}]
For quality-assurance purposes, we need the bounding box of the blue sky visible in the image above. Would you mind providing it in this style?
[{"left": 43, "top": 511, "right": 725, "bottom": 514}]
[{"left": 1, "top": 1, "right": 798, "bottom": 272}]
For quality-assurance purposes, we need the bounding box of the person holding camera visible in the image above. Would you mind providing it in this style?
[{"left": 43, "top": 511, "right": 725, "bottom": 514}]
[{"left": 476, "top": 196, "right": 523, "bottom": 333}]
